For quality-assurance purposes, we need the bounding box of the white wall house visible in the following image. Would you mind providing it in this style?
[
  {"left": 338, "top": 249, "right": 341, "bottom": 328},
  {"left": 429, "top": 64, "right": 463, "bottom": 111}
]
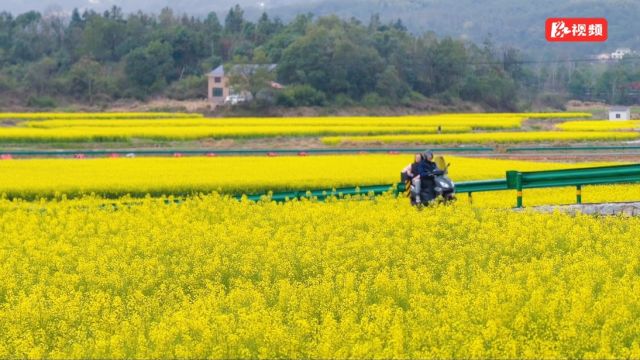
[
  {"left": 207, "top": 64, "right": 278, "bottom": 108},
  {"left": 609, "top": 106, "right": 631, "bottom": 121},
  {"left": 611, "top": 48, "right": 632, "bottom": 60}
]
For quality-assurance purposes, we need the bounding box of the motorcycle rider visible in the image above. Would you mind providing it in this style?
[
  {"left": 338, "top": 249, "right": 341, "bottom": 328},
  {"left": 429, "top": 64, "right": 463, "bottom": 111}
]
[
  {"left": 422, "top": 150, "right": 439, "bottom": 174},
  {"left": 401, "top": 150, "right": 441, "bottom": 204},
  {"left": 420, "top": 150, "right": 440, "bottom": 201}
]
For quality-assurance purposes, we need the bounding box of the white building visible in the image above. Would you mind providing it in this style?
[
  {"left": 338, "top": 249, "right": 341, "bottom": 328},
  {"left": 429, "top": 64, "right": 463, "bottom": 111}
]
[
  {"left": 207, "top": 64, "right": 278, "bottom": 108},
  {"left": 611, "top": 48, "right": 632, "bottom": 60},
  {"left": 609, "top": 106, "right": 631, "bottom": 121}
]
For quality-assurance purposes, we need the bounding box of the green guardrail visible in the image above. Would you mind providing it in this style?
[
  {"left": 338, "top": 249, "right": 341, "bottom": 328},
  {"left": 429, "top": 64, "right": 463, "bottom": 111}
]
[
  {"left": 238, "top": 163, "right": 640, "bottom": 207},
  {"left": 238, "top": 178, "right": 507, "bottom": 203},
  {"left": 506, "top": 163, "right": 640, "bottom": 208},
  {"left": 0, "top": 147, "right": 493, "bottom": 157}
]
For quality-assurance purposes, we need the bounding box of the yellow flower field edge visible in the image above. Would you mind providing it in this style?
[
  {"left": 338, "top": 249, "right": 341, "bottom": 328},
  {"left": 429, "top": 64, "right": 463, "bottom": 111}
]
[
  {"left": 15, "top": 113, "right": 591, "bottom": 129},
  {"left": 0, "top": 196, "right": 639, "bottom": 358},
  {"left": 0, "top": 125, "right": 474, "bottom": 142},
  {"left": 557, "top": 120, "right": 640, "bottom": 131},
  {"left": 21, "top": 112, "right": 592, "bottom": 129},
  {"left": 0, "top": 155, "right": 623, "bottom": 199},
  {"left": 0, "top": 112, "right": 202, "bottom": 120},
  {"left": 322, "top": 131, "right": 640, "bottom": 145},
  {"left": 24, "top": 115, "right": 525, "bottom": 129},
  {"left": 521, "top": 112, "right": 592, "bottom": 118}
]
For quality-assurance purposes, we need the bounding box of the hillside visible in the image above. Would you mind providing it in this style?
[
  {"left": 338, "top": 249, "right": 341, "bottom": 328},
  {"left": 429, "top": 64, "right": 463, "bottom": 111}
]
[
  {"left": 265, "top": 0, "right": 639, "bottom": 57},
  {"left": 4, "top": 0, "right": 639, "bottom": 55}
]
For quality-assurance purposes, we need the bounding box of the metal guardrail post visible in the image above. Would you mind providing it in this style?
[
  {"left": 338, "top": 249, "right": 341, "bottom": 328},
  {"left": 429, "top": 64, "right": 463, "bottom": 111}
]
[
  {"left": 516, "top": 173, "right": 523, "bottom": 208},
  {"left": 576, "top": 185, "right": 582, "bottom": 204},
  {"left": 468, "top": 192, "right": 473, "bottom": 204}
]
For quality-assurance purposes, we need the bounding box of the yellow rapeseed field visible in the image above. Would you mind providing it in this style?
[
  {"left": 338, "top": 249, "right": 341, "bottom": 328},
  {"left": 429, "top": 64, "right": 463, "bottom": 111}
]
[
  {"left": 557, "top": 120, "right": 640, "bottom": 131},
  {"left": 23, "top": 116, "right": 523, "bottom": 129},
  {"left": 1, "top": 194, "right": 640, "bottom": 358},
  {"left": 5, "top": 111, "right": 640, "bottom": 359},
  {"left": 322, "top": 131, "right": 640, "bottom": 145},
  {"left": 0, "top": 155, "right": 625, "bottom": 199},
  {"left": 514, "top": 112, "right": 592, "bottom": 118},
  {"left": 0, "top": 125, "right": 471, "bottom": 142},
  {"left": 0, "top": 112, "right": 595, "bottom": 142},
  {"left": 22, "top": 112, "right": 591, "bottom": 128}
]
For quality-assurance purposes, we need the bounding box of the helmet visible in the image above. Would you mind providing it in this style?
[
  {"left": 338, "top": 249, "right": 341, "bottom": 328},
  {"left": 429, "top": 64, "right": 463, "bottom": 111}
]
[{"left": 422, "top": 150, "right": 434, "bottom": 160}]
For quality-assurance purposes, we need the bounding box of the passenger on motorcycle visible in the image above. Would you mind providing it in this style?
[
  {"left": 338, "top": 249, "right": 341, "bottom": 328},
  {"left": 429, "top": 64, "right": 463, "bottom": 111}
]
[{"left": 401, "top": 153, "right": 426, "bottom": 204}]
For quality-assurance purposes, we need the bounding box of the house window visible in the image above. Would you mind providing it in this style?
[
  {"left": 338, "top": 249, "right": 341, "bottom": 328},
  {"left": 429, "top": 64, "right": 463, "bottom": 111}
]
[
  {"left": 616, "top": 113, "right": 621, "bottom": 119},
  {"left": 214, "top": 77, "right": 222, "bottom": 83},
  {"left": 213, "top": 88, "right": 223, "bottom": 97}
]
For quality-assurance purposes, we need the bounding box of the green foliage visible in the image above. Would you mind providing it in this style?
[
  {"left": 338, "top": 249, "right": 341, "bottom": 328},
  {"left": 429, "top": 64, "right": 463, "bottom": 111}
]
[
  {"left": 79, "top": 13, "right": 127, "bottom": 61},
  {"left": 278, "top": 17, "right": 384, "bottom": 100},
  {"left": 166, "top": 75, "right": 207, "bottom": 100},
  {"left": 277, "top": 84, "right": 326, "bottom": 107},
  {"left": 568, "top": 68, "right": 594, "bottom": 101},
  {"left": 224, "top": 5, "right": 245, "bottom": 34},
  {"left": 361, "top": 92, "right": 386, "bottom": 107},
  {"left": 226, "top": 63, "right": 276, "bottom": 99},
  {"left": 0, "top": 4, "right": 634, "bottom": 110},
  {"left": 125, "top": 40, "right": 174, "bottom": 93},
  {"left": 536, "top": 92, "right": 568, "bottom": 111},
  {"left": 376, "top": 65, "right": 409, "bottom": 101},
  {"left": 26, "top": 95, "right": 56, "bottom": 108},
  {"left": 66, "top": 57, "right": 102, "bottom": 104}
]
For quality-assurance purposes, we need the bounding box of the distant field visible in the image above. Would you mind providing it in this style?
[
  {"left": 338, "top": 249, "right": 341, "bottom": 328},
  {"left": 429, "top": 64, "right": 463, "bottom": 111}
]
[
  {"left": 0, "top": 112, "right": 596, "bottom": 143},
  {"left": 322, "top": 131, "right": 639, "bottom": 145},
  {"left": 557, "top": 120, "right": 640, "bottom": 131}
]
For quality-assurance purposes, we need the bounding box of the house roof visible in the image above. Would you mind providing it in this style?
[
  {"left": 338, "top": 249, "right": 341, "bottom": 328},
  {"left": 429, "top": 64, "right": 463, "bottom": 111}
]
[
  {"left": 209, "top": 65, "right": 225, "bottom": 76},
  {"left": 609, "top": 106, "right": 631, "bottom": 112},
  {"left": 208, "top": 64, "right": 277, "bottom": 76}
]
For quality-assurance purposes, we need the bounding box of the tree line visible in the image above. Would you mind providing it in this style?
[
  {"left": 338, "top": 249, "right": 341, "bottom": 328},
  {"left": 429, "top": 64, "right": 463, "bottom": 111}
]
[{"left": 0, "top": 5, "right": 637, "bottom": 110}]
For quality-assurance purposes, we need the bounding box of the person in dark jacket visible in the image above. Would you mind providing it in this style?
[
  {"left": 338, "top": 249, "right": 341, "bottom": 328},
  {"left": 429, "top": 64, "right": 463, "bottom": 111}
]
[
  {"left": 422, "top": 150, "right": 439, "bottom": 175},
  {"left": 401, "top": 151, "right": 441, "bottom": 204},
  {"left": 418, "top": 150, "right": 440, "bottom": 203}
]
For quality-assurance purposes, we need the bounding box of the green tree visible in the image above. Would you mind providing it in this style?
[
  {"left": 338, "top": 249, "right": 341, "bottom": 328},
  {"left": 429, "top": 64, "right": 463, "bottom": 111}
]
[
  {"left": 376, "top": 65, "right": 409, "bottom": 101},
  {"left": 279, "top": 17, "right": 383, "bottom": 99},
  {"left": 25, "top": 56, "right": 57, "bottom": 95},
  {"left": 568, "top": 68, "right": 594, "bottom": 100},
  {"left": 224, "top": 5, "right": 244, "bottom": 34},
  {"left": 80, "top": 13, "right": 126, "bottom": 61},
  {"left": 68, "top": 57, "right": 101, "bottom": 104},
  {"left": 227, "top": 63, "right": 276, "bottom": 100},
  {"left": 125, "top": 40, "right": 174, "bottom": 92}
]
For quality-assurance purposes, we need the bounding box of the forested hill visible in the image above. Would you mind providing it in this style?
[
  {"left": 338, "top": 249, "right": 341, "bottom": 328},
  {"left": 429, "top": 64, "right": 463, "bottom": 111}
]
[
  {"left": 266, "top": 0, "right": 640, "bottom": 57},
  {"left": 1, "top": 2, "right": 639, "bottom": 110},
  {"left": 3, "top": 0, "right": 639, "bottom": 56}
]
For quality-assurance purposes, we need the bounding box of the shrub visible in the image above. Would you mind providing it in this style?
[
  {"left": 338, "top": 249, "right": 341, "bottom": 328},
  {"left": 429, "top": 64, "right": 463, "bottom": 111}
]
[
  {"left": 277, "top": 84, "right": 326, "bottom": 107},
  {"left": 166, "top": 76, "right": 208, "bottom": 100},
  {"left": 26, "top": 96, "right": 57, "bottom": 108}
]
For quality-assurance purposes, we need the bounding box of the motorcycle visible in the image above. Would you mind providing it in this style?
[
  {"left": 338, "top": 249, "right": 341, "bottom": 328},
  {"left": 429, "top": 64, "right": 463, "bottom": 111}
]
[{"left": 400, "top": 156, "right": 456, "bottom": 206}]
